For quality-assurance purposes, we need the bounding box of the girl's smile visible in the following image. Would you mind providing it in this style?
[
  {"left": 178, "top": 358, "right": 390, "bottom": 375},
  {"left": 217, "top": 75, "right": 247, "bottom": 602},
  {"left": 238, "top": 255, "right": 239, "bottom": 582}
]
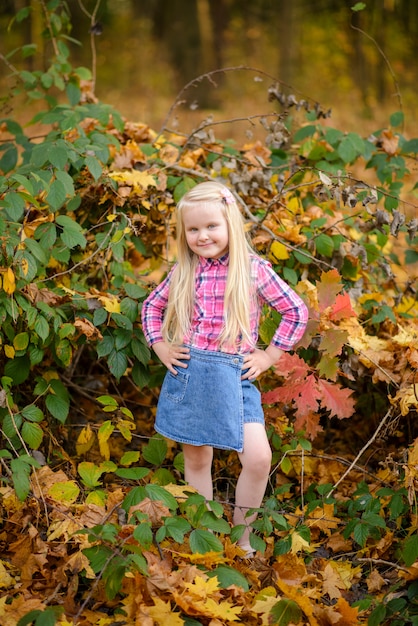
[{"left": 183, "top": 203, "right": 229, "bottom": 259}]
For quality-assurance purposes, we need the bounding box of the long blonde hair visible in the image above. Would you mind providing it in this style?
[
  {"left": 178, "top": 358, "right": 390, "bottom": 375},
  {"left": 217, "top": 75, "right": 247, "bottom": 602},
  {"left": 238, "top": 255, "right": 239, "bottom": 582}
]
[{"left": 161, "top": 181, "right": 254, "bottom": 348}]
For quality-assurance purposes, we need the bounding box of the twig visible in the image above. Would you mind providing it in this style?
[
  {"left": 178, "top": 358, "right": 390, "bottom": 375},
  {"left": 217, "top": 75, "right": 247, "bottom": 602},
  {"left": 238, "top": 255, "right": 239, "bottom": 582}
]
[
  {"left": 327, "top": 408, "right": 396, "bottom": 498},
  {"left": 356, "top": 557, "right": 410, "bottom": 573}
]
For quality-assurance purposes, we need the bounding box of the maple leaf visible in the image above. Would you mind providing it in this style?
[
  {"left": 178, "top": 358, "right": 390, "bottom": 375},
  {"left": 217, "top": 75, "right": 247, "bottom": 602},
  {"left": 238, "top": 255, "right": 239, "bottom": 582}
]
[
  {"left": 293, "top": 376, "right": 321, "bottom": 415},
  {"left": 320, "top": 328, "right": 348, "bottom": 357},
  {"left": 274, "top": 352, "right": 311, "bottom": 379},
  {"left": 293, "top": 411, "right": 324, "bottom": 439},
  {"left": 306, "top": 504, "right": 340, "bottom": 537},
  {"left": 329, "top": 292, "right": 357, "bottom": 321},
  {"left": 316, "top": 379, "right": 355, "bottom": 419},
  {"left": 146, "top": 597, "right": 185, "bottom": 625},
  {"left": 317, "top": 269, "right": 343, "bottom": 310},
  {"left": 321, "top": 562, "right": 344, "bottom": 599}
]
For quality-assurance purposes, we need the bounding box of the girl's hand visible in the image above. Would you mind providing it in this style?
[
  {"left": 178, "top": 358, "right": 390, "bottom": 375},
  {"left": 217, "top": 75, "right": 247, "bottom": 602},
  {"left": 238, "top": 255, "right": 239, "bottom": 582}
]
[
  {"left": 152, "top": 342, "right": 190, "bottom": 375},
  {"left": 242, "top": 346, "right": 283, "bottom": 380}
]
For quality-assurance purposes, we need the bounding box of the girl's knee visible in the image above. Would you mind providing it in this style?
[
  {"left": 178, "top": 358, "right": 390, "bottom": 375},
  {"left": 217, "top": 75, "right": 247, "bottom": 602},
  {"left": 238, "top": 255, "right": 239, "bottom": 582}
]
[
  {"left": 183, "top": 445, "right": 213, "bottom": 471},
  {"left": 242, "top": 445, "right": 272, "bottom": 477}
]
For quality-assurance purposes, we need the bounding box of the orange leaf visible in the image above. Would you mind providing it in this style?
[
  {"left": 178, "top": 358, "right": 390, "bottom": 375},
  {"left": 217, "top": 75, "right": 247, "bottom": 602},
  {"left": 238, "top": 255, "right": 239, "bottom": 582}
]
[
  {"left": 316, "top": 379, "right": 356, "bottom": 419},
  {"left": 317, "top": 269, "right": 342, "bottom": 311},
  {"left": 329, "top": 292, "right": 357, "bottom": 321},
  {"left": 293, "top": 410, "right": 324, "bottom": 440}
]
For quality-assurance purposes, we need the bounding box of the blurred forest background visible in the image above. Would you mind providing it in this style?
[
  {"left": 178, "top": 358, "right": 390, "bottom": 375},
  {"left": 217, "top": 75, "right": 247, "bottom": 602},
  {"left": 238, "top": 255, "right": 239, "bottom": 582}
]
[{"left": 1, "top": 0, "right": 418, "bottom": 143}]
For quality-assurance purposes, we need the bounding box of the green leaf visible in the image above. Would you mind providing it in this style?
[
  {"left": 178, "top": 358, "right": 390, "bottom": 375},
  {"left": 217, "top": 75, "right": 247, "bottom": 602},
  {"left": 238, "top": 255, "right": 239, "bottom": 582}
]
[
  {"left": 115, "top": 467, "right": 150, "bottom": 480},
  {"left": 34, "top": 315, "right": 50, "bottom": 341},
  {"left": 11, "top": 455, "right": 39, "bottom": 501},
  {"left": 46, "top": 393, "right": 69, "bottom": 423},
  {"left": 0, "top": 145, "right": 18, "bottom": 173},
  {"left": 21, "top": 404, "right": 44, "bottom": 423},
  {"left": 173, "top": 176, "right": 196, "bottom": 203},
  {"left": 189, "top": 529, "right": 223, "bottom": 554},
  {"left": 120, "top": 451, "right": 140, "bottom": 465},
  {"left": 142, "top": 436, "right": 167, "bottom": 466},
  {"left": 107, "top": 349, "right": 128, "bottom": 380},
  {"left": 46, "top": 179, "right": 67, "bottom": 211},
  {"left": 22, "top": 421, "right": 44, "bottom": 449},
  {"left": 97, "top": 395, "right": 119, "bottom": 408},
  {"left": 78, "top": 461, "right": 117, "bottom": 488},
  {"left": 200, "top": 511, "right": 231, "bottom": 534},
  {"left": 85, "top": 155, "right": 103, "bottom": 181},
  {"left": 351, "top": 2, "right": 366, "bottom": 11},
  {"left": 13, "top": 332, "right": 30, "bottom": 351},
  {"left": 93, "top": 307, "right": 107, "bottom": 326},
  {"left": 162, "top": 516, "right": 191, "bottom": 543},
  {"left": 401, "top": 533, "right": 418, "bottom": 567},
  {"left": 208, "top": 565, "right": 249, "bottom": 591},
  {"left": 23, "top": 237, "right": 49, "bottom": 265},
  {"left": 60, "top": 225, "right": 87, "bottom": 249},
  {"left": 145, "top": 484, "right": 178, "bottom": 511},
  {"left": 353, "top": 522, "right": 370, "bottom": 547},
  {"left": 133, "top": 521, "right": 153, "bottom": 549},
  {"left": 315, "top": 233, "right": 335, "bottom": 257},
  {"left": 368, "top": 603, "right": 387, "bottom": 626},
  {"left": 270, "top": 598, "right": 302, "bottom": 626},
  {"left": 4, "top": 355, "right": 30, "bottom": 385},
  {"left": 3, "top": 192, "right": 26, "bottom": 220},
  {"left": 48, "top": 144, "right": 68, "bottom": 169}
]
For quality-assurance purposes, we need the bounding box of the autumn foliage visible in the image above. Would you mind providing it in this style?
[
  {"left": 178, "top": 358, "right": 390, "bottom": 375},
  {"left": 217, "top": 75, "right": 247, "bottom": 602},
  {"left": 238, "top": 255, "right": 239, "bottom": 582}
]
[{"left": 0, "top": 2, "right": 417, "bottom": 626}]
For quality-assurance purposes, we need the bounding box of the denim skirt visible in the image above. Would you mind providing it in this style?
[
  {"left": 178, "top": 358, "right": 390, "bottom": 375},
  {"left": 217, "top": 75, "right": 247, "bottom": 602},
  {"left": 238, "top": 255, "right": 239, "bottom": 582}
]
[{"left": 155, "top": 346, "right": 264, "bottom": 452}]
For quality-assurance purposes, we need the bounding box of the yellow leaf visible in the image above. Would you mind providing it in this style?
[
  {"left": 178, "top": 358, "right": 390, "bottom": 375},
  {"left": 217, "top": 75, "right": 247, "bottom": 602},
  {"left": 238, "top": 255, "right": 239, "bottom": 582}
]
[
  {"left": 392, "top": 323, "right": 418, "bottom": 346},
  {"left": 98, "top": 420, "right": 114, "bottom": 460},
  {"left": 107, "top": 214, "right": 117, "bottom": 222},
  {"left": 290, "top": 530, "right": 313, "bottom": 554},
  {"left": 109, "top": 169, "right": 156, "bottom": 192},
  {"left": 3, "top": 268, "right": 15, "bottom": 294},
  {"left": 98, "top": 295, "right": 120, "bottom": 313},
  {"left": 390, "top": 384, "right": 418, "bottom": 416},
  {"left": 48, "top": 480, "right": 80, "bottom": 504},
  {"left": 21, "top": 258, "right": 29, "bottom": 277},
  {"left": 4, "top": 345, "right": 15, "bottom": 359},
  {"left": 0, "top": 560, "right": 15, "bottom": 589},
  {"left": 147, "top": 597, "right": 184, "bottom": 626},
  {"left": 270, "top": 240, "right": 290, "bottom": 261},
  {"left": 86, "top": 490, "right": 106, "bottom": 506}
]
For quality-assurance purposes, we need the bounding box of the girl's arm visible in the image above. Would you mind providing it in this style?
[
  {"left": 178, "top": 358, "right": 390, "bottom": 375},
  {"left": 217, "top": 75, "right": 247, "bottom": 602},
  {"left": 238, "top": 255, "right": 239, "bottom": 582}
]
[
  {"left": 141, "top": 266, "right": 190, "bottom": 375},
  {"left": 242, "top": 257, "right": 308, "bottom": 380}
]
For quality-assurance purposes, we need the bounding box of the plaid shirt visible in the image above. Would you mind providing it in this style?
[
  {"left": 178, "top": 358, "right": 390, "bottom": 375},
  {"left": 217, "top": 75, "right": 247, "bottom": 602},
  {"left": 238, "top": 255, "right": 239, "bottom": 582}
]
[{"left": 141, "top": 253, "right": 308, "bottom": 354}]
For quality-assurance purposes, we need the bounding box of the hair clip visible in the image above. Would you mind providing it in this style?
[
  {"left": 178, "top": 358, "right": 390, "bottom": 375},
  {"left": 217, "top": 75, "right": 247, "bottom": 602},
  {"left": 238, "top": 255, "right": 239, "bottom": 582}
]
[{"left": 220, "top": 188, "right": 235, "bottom": 204}]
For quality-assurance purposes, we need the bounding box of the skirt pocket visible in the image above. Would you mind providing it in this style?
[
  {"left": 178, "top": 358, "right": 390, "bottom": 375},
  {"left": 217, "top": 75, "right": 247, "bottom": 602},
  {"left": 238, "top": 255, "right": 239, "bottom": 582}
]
[{"left": 161, "top": 369, "right": 189, "bottom": 403}]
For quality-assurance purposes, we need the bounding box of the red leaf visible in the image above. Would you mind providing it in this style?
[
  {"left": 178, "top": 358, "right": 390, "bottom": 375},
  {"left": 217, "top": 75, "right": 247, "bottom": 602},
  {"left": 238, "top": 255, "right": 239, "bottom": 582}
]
[
  {"left": 293, "top": 376, "right": 321, "bottom": 414},
  {"left": 294, "top": 410, "right": 324, "bottom": 440},
  {"left": 329, "top": 292, "right": 357, "bottom": 321},
  {"left": 316, "top": 379, "right": 356, "bottom": 418},
  {"left": 273, "top": 352, "right": 310, "bottom": 380}
]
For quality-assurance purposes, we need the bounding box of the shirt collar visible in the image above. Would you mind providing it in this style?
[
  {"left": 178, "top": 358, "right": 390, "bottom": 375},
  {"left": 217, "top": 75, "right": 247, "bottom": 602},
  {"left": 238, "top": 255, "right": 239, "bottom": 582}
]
[{"left": 199, "top": 253, "right": 229, "bottom": 268}]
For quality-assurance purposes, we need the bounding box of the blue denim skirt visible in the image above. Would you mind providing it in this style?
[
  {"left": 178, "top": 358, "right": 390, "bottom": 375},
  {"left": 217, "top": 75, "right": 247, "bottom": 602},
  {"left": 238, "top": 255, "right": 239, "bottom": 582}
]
[{"left": 155, "top": 346, "right": 264, "bottom": 452}]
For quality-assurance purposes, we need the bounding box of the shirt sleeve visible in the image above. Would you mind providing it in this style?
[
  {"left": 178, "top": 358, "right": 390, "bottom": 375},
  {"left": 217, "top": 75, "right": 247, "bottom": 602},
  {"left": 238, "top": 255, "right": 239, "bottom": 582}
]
[
  {"left": 255, "top": 256, "right": 309, "bottom": 351},
  {"left": 141, "top": 267, "right": 175, "bottom": 347}
]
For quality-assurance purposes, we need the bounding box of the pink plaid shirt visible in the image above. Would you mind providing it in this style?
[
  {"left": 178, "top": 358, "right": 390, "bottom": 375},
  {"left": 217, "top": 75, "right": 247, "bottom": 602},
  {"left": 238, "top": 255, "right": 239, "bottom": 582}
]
[{"left": 141, "top": 254, "right": 308, "bottom": 354}]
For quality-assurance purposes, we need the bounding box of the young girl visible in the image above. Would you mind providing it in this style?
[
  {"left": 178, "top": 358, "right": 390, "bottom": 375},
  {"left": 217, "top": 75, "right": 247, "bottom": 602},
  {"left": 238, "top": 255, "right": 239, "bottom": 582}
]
[{"left": 141, "top": 181, "right": 308, "bottom": 556}]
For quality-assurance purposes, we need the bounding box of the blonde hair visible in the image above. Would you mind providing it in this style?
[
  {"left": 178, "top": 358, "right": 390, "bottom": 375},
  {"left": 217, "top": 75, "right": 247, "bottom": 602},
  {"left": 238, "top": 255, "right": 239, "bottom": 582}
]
[{"left": 161, "top": 181, "right": 254, "bottom": 348}]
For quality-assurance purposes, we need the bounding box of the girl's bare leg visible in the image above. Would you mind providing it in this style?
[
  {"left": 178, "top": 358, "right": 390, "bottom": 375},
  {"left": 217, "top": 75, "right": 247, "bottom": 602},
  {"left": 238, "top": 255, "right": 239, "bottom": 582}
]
[
  {"left": 234, "top": 422, "right": 272, "bottom": 553},
  {"left": 183, "top": 443, "right": 214, "bottom": 500}
]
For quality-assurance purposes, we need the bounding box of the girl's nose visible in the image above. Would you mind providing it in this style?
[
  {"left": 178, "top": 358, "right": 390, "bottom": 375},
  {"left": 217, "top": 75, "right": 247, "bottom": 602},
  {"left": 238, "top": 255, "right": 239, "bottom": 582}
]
[{"left": 198, "top": 230, "right": 209, "bottom": 241}]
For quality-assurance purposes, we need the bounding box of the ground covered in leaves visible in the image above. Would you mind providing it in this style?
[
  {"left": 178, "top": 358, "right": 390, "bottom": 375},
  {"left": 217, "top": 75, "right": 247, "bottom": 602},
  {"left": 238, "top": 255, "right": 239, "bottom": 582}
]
[{"left": 1, "top": 399, "right": 417, "bottom": 626}]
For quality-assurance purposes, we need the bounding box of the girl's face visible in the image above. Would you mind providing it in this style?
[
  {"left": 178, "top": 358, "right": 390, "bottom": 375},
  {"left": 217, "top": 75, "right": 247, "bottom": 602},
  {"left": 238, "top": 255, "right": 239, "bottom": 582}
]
[{"left": 182, "top": 203, "right": 229, "bottom": 259}]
